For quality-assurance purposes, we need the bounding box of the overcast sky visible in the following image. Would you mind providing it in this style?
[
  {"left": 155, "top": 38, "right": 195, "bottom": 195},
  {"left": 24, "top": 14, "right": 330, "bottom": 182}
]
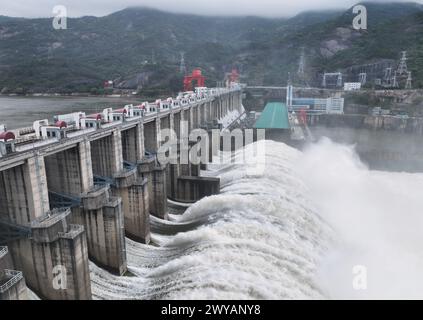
[{"left": 0, "top": 0, "right": 420, "bottom": 18}]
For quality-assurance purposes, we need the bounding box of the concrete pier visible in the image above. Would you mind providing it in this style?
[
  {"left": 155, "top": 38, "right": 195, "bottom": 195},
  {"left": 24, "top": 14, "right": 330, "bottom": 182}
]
[
  {"left": 138, "top": 158, "right": 168, "bottom": 220},
  {"left": 10, "top": 209, "right": 91, "bottom": 300},
  {"left": 0, "top": 247, "right": 12, "bottom": 271},
  {"left": 118, "top": 178, "right": 150, "bottom": 243},
  {"left": 121, "top": 124, "right": 144, "bottom": 164},
  {"left": 150, "top": 166, "right": 168, "bottom": 219},
  {"left": 43, "top": 137, "right": 128, "bottom": 275},
  {"left": 0, "top": 154, "right": 92, "bottom": 299},
  {"left": 0, "top": 246, "right": 28, "bottom": 300},
  {"left": 176, "top": 176, "right": 220, "bottom": 203},
  {"left": 144, "top": 119, "right": 159, "bottom": 153},
  {"left": 0, "top": 270, "right": 27, "bottom": 300},
  {"left": 75, "top": 188, "right": 127, "bottom": 275}
]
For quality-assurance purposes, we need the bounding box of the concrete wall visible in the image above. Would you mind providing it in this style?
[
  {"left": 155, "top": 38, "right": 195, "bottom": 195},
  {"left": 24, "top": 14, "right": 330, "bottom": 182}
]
[
  {"left": 173, "top": 112, "right": 181, "bottom": 140},
  {"left": 73, "top": 194, "right": 127, "bottom": 276},
  {"left": 183, "top": 110, "right": 190, "bottom": 133},
  {"left": 165, "top": 91, "right": 243, "bottom": 203},
  {"left": 0, "top": 247, "right": 12, "bottom": 271},
  {"left": 90, "top": 132, "right": 123, "bottom": 177},
  {"left": 160, "top": 116, "right": 170, "bottom": 132},
  {"left": 166, "top": 162, "right": 180, "bottom": 201},
  {"left": 0, "top": 157, "right": 49, "bottom": 225},
  {"left": 0, "top": 154, "right": 93, "bottom": 300},
  {"left": 79, "top": 140, "right": 95, "bottom": 192},
  {"left": 44, "top": 147, "right": 84, "bottom": 196},
  {"left": 150, "top": 166, "right": 168, "bottom": 219},
  {"left": 119, "top": 178, "right": 150, "bottom": 244},
  {"left": 138, "top": 158, "right": 168, "bottom": 220},
  {"left": 0, "top": 247, "right": 28, "bottom": 300},
  {"left": 167, "top": 161, "right": 201, "bottom": 201},
  {"left": 176, "top": 176, "right": 220, "bottom": 203},
  {"left": 0, "top": 164, "right": 30, "bottom": 224},
  {"left": 121, "top": 125, "right": 144, "bottom": 164},
  {"left": 10, "top": 210, "right": 92, "bottom": 300},
  {"left": 0, "top": 88, "right": 243, "bottom": 299},
  {"left": 144, "top": 120, "right": 159, "bottom": 153},
  {"left": 0, "top": 272, "right": 28, "bottom": 300},
  {"left": 42, "top": 137, "right": 128, "bottom": 277}
]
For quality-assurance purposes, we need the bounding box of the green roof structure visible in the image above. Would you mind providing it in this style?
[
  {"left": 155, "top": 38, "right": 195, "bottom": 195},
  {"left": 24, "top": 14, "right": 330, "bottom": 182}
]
[{"left": 254, "top": 102, "right": 291, "bottom": 129}]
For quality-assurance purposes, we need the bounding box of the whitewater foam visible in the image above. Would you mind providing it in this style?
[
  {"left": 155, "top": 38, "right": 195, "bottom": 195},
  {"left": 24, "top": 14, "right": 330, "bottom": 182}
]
[
  {"left": 300, "top": 138, "right": 423, "bottom": 299},
  {"left": 91, "top": 140, "right": 331, "bottom": 300},
  {"left": 90, "top": 138, "right": 423, "bottom": 300}
]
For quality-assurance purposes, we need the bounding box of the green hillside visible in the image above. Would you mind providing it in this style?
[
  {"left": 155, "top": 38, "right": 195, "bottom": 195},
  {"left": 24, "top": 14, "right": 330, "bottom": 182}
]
[{"left": 0, "top": 2, "right": 422, "bottom": 94}]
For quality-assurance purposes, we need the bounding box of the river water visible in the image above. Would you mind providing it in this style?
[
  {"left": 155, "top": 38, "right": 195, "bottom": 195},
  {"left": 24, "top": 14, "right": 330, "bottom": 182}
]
[{"left": 2, "top": 97, "right": 422, "bottom": 299}]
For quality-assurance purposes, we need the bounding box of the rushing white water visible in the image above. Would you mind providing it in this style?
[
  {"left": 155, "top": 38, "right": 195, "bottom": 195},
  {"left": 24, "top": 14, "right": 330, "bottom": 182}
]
[
  {"left": 300, "top": 138, "right": 423, "bottom": 299},
  {"left": 90, "top": 139, "right": 423, "bottom": 300},
  {"left": 218, "top": 107, "right": 244, "bottom": 129},
  {"left": 27, "top": 288, "right": 40, "bottom": 300}
]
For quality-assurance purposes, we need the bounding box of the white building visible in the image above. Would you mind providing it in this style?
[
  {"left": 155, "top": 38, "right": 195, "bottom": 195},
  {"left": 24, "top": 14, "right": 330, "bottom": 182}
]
[
  {"left": 344, "top": 82, "right": 362, "bottom": 91},
  {"left": 290, "top": 97, "right": 344, "bottom": 114},
  {"left": 287, "top": 84, "right": 344, "bottom": 115}
]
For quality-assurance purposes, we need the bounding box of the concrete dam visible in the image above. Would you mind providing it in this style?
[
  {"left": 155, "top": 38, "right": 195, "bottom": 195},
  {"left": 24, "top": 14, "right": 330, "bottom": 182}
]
[{"left": 0, "top": 86, "right": 243, "bottom": 300}]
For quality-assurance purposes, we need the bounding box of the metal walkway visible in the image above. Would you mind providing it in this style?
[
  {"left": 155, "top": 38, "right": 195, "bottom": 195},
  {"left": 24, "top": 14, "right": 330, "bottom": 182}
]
[{"left": 0, "top": 218, "right": 31, "bottom": 245}]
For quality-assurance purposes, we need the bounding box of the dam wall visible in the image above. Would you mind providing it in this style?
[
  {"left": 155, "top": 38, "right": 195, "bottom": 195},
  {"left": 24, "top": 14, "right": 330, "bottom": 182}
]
[{"left": 0, "top": 86, "right": 243, "bottom": 299}]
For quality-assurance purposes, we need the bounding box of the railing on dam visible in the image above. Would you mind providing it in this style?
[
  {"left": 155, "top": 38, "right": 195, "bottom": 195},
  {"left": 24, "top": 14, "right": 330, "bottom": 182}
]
[
  {"left": 0, "top": 270, "right": 23, "bottom": 293},
  {"left": 0, "top": 86, "right": 242, "bottom": 164},
  {"left": 49, "top": 191, "right": 82, "bottom": 209},
  {"left": 93, "top": 175, "right": 116, "bottom": 187},
  {"left": 0, "top": 219, "right": 32, "bottom": 245},
  {"left": 0, "top": 246, "right": 7, "bottom": 259},
  {"left": 58, "top": 224, "right": 84, "bottom": 240},
  {"left": 30, "top": 208, "right": 70, "bottom": 229}
]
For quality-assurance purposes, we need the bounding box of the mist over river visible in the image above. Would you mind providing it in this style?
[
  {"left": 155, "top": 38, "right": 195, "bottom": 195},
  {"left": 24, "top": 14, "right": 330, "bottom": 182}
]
[
  {"left": 311, "top": 126, "right": 423, "bottom": 173},
  {"left": 2, "top": 97, "right": 422, "bottom": 299}
]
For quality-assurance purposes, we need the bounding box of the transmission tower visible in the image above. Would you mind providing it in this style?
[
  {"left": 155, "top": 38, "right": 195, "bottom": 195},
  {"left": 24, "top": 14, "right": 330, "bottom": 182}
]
[
  {"left": 397, "top": 51, "right": 408, "bottom": 75},
  {"left": 297, "top": 47, "right": 310, "bottom": 87},
  {"left": 322, "top": 72, "right": 343, "bottom": 88},
  {"left": 384, "top": 67, "right": 392, "bottom": 80},
  {"left": 337, "top": 73, "right": 343, "bottom": 87},
  {"left": 392, "top": 75, "right": 399, "bottom": 88},
  {"left": 151, "top": 49, "right": 156, "bottom": 65},
  {"left": 298, "top": 47, "right": 305, "bottom": 77},
  {"left": 179, "top": 52, "right": 186, "bottom": 74},
  {"left": 359, "top": 73, "right": 367, "bottom": 85},
  {"left": 405, "top": 71, "right": 412, "bottom": 89},
  {"left": 384, "top": 67, "right": 392, "bottom": 87}
]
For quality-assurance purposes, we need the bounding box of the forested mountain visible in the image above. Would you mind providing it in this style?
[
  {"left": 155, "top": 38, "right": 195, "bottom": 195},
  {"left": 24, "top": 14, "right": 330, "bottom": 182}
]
[{"left": 0, "top": 2, "right": 422, "bottom": 94}]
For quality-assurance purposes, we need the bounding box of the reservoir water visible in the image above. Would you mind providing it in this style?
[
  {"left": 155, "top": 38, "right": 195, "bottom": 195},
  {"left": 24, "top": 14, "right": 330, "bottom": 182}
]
[{"left": 0, "top": 96, "right": 141, "bottom": 129}]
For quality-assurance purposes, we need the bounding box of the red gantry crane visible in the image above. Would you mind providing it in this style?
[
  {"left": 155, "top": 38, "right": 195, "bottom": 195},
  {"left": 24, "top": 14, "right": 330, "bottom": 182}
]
[{"left": 183, "top": 68, "right": 206, "bottom": 92}]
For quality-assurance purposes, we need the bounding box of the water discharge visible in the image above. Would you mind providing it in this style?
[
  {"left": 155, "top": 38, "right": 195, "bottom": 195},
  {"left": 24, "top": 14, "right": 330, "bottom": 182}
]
[
  {"left": 301, "top": 138, "right": 423, "bottom": 299},
  {"left": 90, "top": 139, "right": 423, "bottom": 300}
]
